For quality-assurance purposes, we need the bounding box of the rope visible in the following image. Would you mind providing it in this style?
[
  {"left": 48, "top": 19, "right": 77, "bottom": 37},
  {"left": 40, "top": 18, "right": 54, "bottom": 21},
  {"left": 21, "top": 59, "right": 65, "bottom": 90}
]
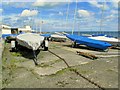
[
  {"left": 48, "top": 50, "right": 105, "bottom": 90},
  {"left": 48, "top": 50, "right": 70, "bottom": 67}
]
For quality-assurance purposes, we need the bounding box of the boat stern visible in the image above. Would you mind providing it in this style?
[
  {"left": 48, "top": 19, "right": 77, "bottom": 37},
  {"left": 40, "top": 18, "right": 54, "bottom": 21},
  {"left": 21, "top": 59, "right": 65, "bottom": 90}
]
[{"left": 102, "top": 42, "right": 112, "bottom": 51}]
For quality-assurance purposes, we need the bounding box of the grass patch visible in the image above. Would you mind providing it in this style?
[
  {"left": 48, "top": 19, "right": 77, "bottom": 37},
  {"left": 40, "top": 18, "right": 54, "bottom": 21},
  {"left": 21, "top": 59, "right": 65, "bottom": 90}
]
[
  {"left": 38, "top": 54, "right": 44, "bottom": 58},
  {"left": 2, "top": 78, "right": 11, "bottom": 87},
  {"left": 2, "top": 58, "right": 18, "bottom": 76},
  {"left": 80, "top": 70, "right": 88, "bottom": 74},
  {"left": 27, "top": 69, "right": 40, "bottom": 79},
  {"left": 50, "top": 59, "right": 61, "bottom": 65},
  {"left": 56, "top": 80, "right": 69, "bottom": 87},
  {"left": 49, "top": 68, "right": 70, "bottom": 77},
  {"left": 56, "top": 68, "right": 67, "bottom": 75},
  {"left": 106, "top": 69, "right": 114, "bottom": 72},
  {"left": 13, "top": 59, "right": 26, "bottom": 63},
  {"left": 37, "top": 59, "right": 61, "bottom": 68},
  {"left": 69, "top": 66, "right": 93, "bottom": 75},
  {"left": 49, "top": 44, "right": 62, "bottom": 49},
  {"left": 37, "top": 63, "right": 52, "bottom": 68},
  {"left": 6, "top": 59, "right": 17, "bottom": 73},
  {"left": 49, "top": 45, "right": 57, "bottom": 49},
  {"left": 2, "top": 57, "right": 7, "bottom": 66},
  {"left": 2, "top": 59, "right": 18, "bottom": 87},
  {"left": 11, "top": 52, "right": 22, "bottom": 57}
]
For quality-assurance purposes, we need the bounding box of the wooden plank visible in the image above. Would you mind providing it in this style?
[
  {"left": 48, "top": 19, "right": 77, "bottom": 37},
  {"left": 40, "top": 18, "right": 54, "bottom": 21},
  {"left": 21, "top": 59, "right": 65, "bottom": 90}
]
[{"left": 76, "top": 51, "right": 98, "bottom": 60}]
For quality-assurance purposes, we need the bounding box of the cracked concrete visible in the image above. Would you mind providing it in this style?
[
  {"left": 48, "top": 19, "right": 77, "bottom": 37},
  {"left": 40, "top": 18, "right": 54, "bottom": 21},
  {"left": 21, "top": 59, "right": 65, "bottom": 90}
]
[{"left": 2, "top": 41, "right": 119, "bottom": 88}]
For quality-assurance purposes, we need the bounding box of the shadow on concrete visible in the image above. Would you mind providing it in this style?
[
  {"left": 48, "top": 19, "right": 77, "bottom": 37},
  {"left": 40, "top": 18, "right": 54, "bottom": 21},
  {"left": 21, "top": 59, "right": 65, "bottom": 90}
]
[
  {"left": 62, "top": 44, "right": 105, "bottom": 52},
  {"left": 16, "top": 45, "right": 40, "bottom": 59},
  {"left": 15, "top": 45, "right": 43, "bottom": 65}
]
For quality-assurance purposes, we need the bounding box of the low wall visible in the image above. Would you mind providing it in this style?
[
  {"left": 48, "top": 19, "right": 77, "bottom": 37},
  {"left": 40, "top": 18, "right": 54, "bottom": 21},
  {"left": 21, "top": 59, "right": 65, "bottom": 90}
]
[{"left": 0, "top": 39, "right": 4, "bottom": 89}]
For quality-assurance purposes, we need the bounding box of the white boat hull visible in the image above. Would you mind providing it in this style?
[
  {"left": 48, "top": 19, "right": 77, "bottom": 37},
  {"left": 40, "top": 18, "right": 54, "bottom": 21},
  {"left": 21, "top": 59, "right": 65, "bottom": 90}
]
[
  {"left": 16, "top": 33, "right": 44, "bottom": 50},
  {"left": 51, "top": 34, "right": 67, "bottom": 39},
  {"left": 89, "top": 36, "right": 120, "bottom": 47},
  {"left": 51, "top": 34, "right": 67, "bottom": 42}
]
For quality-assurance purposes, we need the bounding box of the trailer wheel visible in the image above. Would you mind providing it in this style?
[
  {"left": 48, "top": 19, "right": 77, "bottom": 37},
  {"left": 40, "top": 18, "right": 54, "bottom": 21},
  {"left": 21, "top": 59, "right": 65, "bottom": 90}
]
[
  {"left": 104, "top": 48, "right": 109, "bottom": 52},
  {"left": 11, "top": 40, "right": 17, "bottom": 52},
  {"left": 72, "top": 41, "right": 77, "bottom": 48},
  {"left": 44, "top": 40, "right": 48, "bottom": 51}
]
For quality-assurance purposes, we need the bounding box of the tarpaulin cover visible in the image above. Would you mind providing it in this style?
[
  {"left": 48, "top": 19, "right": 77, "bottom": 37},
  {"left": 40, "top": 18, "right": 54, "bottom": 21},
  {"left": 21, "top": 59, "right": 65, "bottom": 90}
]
[
  {"left": 66, "top": 34, "right": 111, "bottom": 50},
  {"left": 16, "top": 33, "right": 44, "bottom": 50}
]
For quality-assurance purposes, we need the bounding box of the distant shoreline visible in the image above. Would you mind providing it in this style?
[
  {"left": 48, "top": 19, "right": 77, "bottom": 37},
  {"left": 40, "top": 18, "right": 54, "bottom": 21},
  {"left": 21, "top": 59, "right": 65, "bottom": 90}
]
[{"left": 42, "top": 31, "right": 119, "bottom": 38}]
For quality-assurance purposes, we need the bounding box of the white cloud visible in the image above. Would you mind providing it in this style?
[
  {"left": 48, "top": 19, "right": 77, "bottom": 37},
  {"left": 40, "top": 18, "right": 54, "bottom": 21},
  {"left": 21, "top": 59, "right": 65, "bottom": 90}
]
[
  {"left": 58, "top": 11, "right": 63, "bottom": 16},
  {"left": 33, "top": 0, "right": 62, "bottom": 7},
  {"left": 105, "top": 10, "right": 118, "bottom": 21},
  {"left": 0, "top": 8, "right": 3, "bottom": 13},
  {"left": 77, "top": 10, "right": 90, "bottom": 17},
  {"left": 2, "top": 14, "right": 21, "bottom": 27},
  {"left": 112, "top": 0, "right": 119, "bottom": 8},
  {"left": 106, "top": 15, "right": 115, "bottom": 19},
  {"left": 2, "top": 14, "right": 19, "bottom": 21},
  {"left": 33, "top": 0, "right": 46, "bottom": 7},
  {"left": 21, "top": 9, "right": 38, "bottom": 17},
  {"left": 111, "top": 10, "right": 118, "bottom": 15},
  {"left": 0, "top": 16, "right": 2, "bottom": 22},
  {"left": 89, "top": 1, "right": 101, "bottom": 8},
  {"left": 88, "top": 1, "right": 109, "bottom": 10},
  {"left": 95, "top": 20, "right": 100, "bottom": 23}
]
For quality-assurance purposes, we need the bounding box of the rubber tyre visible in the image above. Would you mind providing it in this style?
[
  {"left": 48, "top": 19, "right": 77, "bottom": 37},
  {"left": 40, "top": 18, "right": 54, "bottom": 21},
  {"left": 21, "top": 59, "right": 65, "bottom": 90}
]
[
  {"left": 44, "top": 47, "right": 48, "bottom": 51},
  {"left": 72, "top": 42, "right": 76, "bottom": 48}
]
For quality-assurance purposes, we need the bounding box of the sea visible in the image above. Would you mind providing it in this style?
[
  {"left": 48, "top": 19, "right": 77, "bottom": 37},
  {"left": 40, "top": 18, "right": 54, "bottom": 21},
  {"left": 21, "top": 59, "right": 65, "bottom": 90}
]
[
  {"left": 65, "top": 31, "right": 120, "bottom": 38},
  {"left": 0, "top": 30, "right": 119, "bottom": 38}
]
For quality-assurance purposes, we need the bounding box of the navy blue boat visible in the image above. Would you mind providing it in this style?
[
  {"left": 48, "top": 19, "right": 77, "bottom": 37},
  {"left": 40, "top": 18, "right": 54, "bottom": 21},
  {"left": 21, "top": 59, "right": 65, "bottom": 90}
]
[{"left": 66, "top": 34, "right": 112, "bottom": 51}]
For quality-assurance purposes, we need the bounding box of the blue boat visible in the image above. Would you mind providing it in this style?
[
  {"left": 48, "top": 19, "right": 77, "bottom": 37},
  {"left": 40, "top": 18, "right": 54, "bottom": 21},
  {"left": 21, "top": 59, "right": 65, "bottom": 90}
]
[
  {"left": 66, "top": 34, "right": 112, "bottom": 51},
  {"left": 2, "top": 34, "right": 18, "bottom": 39},
  {"left": 91, "top": 34, "right": 113, "bottom": 38},
  {"left": 2, "top": 31, "right": 26, "bottom": 39},
  {"left": 41, "top": 34, "right": 51, "bottom": 37}
]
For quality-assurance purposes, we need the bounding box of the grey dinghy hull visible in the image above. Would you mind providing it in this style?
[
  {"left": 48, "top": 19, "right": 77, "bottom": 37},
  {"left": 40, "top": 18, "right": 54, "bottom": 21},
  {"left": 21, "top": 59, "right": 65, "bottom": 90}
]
[{"left": 16, "top": 33, "right": 44, "bottom": 50}]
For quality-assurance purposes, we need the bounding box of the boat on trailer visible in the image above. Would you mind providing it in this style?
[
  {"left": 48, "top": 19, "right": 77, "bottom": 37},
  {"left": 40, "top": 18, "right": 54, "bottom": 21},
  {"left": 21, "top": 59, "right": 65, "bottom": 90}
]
[
  {"left": 66, "top": 34, "right": 112, "bottom": 51},
  {"left": 88, "top": 34, "right": 120, "bottom": 47},
  {"left": 16, "top": 33, "right": 45, "bottom": 50},
  {"left": 16, "top": 33, "right": 48, "bottom": 65}
]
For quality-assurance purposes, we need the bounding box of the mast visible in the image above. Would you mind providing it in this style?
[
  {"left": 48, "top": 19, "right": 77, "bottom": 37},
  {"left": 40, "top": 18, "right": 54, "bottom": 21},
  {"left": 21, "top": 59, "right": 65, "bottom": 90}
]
[
  {"left": 65, "top": 0, "right": 70, "bottom": 32},
  {"left": 72, "top": 0, "right": 78, "bottom": 35},
  {"left": 99, "top": 1, "right": 105, "bottom": 34},
  {"left": 39, "top": 8, "right": 42, "bottom": 34},
  {"left": 35, "top": 7, "right": 38, "bottom": 33},
  {"left": 40, "top": 20, "right": 42, "bottom": 34},
  {"left": 33, "top": 8, "right": 37, "bottom": 33}
]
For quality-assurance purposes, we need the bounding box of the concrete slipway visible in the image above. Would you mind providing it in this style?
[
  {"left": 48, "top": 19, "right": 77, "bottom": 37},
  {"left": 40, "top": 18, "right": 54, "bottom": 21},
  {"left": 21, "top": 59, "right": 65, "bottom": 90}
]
[{"left": 1, "top": 41, "right": 119, "bottom": 88}]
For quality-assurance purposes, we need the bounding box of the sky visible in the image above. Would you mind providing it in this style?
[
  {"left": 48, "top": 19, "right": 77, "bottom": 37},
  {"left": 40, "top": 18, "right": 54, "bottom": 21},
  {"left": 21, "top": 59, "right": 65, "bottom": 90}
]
[{"left": 0, "top": 0, "right": 119, "bottom": 32}]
